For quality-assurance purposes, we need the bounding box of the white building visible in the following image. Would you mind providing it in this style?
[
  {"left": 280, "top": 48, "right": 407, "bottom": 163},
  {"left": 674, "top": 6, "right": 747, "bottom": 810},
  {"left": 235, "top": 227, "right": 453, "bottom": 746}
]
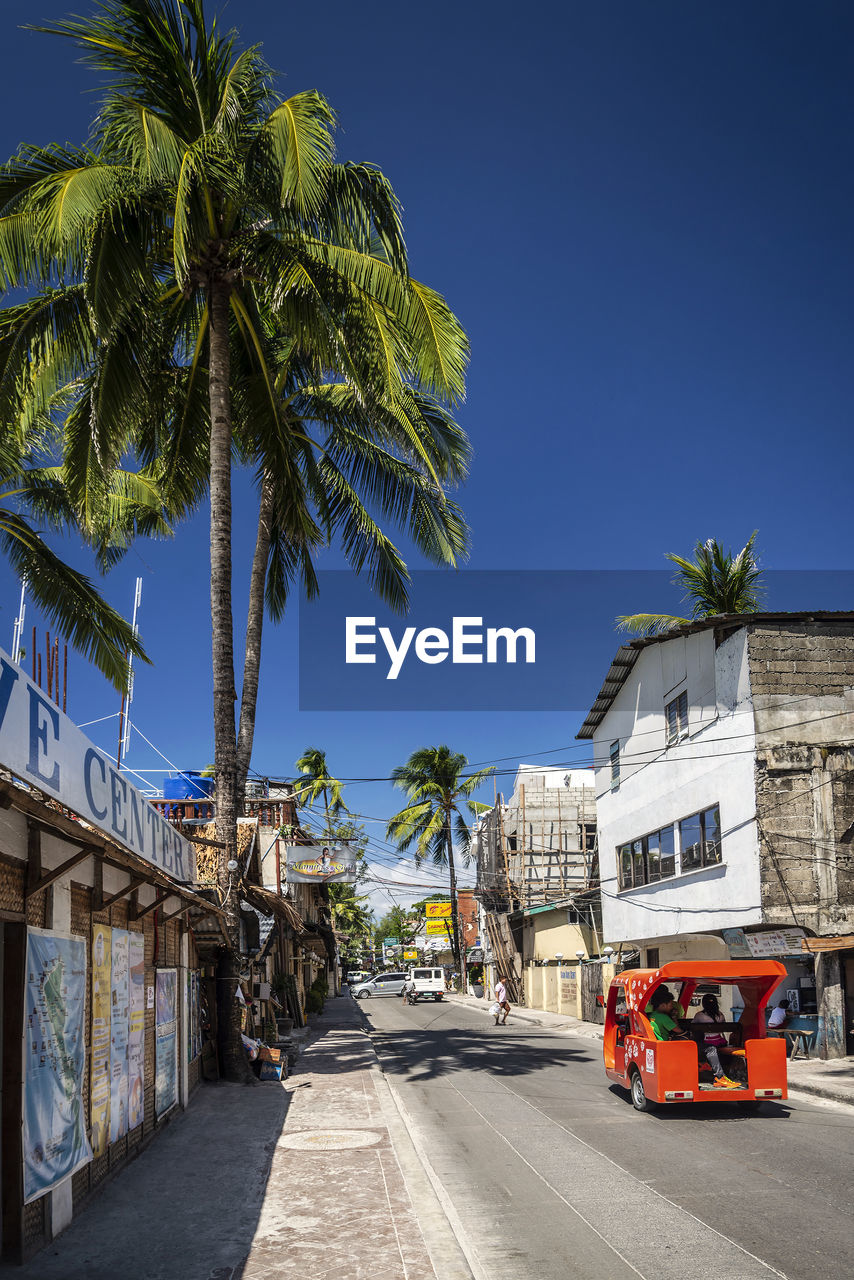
[{"left": 577, "top": 613, "right": 854, "bottom": 1058}]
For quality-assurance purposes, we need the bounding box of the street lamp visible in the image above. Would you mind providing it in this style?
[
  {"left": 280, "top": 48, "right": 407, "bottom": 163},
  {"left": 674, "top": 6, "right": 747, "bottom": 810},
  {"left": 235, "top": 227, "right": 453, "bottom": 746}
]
[
  {"left": 575, "top": 948, "right": 585, "bottom": 964},
  {"left": 603, "top": 946, "right": 615, "bottom": 961},
  {"left": 554, "top": 952, "right": 563, "bottom": 968}
]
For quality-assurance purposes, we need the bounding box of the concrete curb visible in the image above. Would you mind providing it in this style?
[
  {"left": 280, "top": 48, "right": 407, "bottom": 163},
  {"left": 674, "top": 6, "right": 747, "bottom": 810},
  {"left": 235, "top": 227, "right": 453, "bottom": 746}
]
[{"left": 787, "top": 1081, "right": 854, "bottom": 1109}]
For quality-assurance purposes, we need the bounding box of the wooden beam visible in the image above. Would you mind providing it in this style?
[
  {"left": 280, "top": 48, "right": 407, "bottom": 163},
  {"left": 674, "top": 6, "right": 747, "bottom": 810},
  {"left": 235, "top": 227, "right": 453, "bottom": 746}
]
[
  {"left": 26, "top": 845, "right": 95, "bottom": 899},
  {"left": 26, "top": 823, "right": 41, "bottom": 897},
  {"left": 100, "top": 875, "right": 147, "bottom": 911},
  {"left": 184, "top": 833, "right": 226, "bottom": 849},
  {"left": 160, "top": 902, "right": 191, "bottom": 923},
  {"left": 132, "top": 891, "right": 169, "bottom": 921}
]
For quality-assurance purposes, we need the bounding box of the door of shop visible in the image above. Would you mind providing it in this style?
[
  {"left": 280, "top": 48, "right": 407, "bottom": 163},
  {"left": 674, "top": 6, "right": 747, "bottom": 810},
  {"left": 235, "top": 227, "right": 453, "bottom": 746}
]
[
  {"left": 844, "top": 953, "right": 854, "bottom": 1056},
  {"left": 581, "top": 961, "right": 604, "bottom": 1024}
]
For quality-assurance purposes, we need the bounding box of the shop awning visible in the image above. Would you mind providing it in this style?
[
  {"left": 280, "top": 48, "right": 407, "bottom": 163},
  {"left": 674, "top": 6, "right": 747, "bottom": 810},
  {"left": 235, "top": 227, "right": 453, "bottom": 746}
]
[
  {"left": 1, "top": 776, "right": 226, "bottom": 927},
  {"left": 242, "top": 883, "right": 309, "bottom": 936},
  {"left": 802, "top": 934, "right": 854, "bottom": 953}
]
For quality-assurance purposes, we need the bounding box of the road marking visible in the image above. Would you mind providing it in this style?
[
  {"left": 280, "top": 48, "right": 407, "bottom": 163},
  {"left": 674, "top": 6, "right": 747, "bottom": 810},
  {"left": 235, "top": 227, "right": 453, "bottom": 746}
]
[
  {"left": 444, "top": 1078, "right": 649, "bottom": 1279},
  {"left": 486, "top": 1074, "right": 788, "bottom": 1278}
]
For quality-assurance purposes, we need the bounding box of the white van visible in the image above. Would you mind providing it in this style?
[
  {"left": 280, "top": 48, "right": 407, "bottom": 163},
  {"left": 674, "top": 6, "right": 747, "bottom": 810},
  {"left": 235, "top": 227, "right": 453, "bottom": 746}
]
[{"left": 409, "top": 967, "right": 446, "bottom": 1001}]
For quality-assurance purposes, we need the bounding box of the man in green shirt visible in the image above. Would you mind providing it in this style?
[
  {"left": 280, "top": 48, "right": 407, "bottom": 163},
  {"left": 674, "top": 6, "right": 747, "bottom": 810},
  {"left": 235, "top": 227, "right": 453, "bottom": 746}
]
[{"left": 648, "top": 988, "right": 688, "bottom": 1040}]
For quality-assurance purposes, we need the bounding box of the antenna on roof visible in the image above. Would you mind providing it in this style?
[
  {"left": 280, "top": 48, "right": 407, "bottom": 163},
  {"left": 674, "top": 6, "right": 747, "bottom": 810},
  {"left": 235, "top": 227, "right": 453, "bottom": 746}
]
[
  {"left": 117, "top": 577, "right": 143, "bottom": 769},
  {"left": 11, "top": 579, "right": 26, "bottom": 663}
]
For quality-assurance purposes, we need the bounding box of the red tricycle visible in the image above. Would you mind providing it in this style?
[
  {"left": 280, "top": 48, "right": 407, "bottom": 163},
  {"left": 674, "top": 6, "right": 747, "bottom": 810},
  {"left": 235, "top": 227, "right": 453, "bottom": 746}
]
[{"left": 604, "top": 961, "right": 788, "bottom": 1110}]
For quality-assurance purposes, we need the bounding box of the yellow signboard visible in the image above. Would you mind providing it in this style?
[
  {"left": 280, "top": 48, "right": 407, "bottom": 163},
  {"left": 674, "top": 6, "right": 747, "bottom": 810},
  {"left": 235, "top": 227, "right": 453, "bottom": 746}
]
[
  {"left": 425, "top": 919, "right": 453, "bottom": 937},
  {"left": 403, "top": 950, "right": 418, "bottom": 960},
  {"left": 426, "top": 902, "right": 452, "bottom": 918}
]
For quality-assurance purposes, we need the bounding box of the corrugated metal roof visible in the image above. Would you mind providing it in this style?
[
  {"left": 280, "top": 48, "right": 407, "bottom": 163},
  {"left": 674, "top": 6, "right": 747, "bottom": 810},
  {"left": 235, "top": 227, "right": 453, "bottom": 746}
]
[{"left": 576, "top": 611, "right": 854, "bottom": 740}]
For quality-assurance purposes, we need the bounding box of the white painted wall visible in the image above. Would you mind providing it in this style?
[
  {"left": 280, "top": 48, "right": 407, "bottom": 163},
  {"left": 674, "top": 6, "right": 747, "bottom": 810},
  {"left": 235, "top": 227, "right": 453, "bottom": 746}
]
[{"left": 592, "top": 629, "right": 762, "bottom": 947}]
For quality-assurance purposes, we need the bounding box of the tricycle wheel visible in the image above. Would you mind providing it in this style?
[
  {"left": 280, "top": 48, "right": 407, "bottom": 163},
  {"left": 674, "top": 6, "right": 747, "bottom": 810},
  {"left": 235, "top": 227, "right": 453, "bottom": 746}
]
[{"left": 630, "top": 1070, "right": 650, "bottom": 1112}]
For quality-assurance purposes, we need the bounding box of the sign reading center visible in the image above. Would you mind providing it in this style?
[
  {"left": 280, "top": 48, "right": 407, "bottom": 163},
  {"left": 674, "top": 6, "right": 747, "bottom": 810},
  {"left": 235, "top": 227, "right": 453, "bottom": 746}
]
[{"left": 0, "top": 649, "right": 194, "bottom": 882}]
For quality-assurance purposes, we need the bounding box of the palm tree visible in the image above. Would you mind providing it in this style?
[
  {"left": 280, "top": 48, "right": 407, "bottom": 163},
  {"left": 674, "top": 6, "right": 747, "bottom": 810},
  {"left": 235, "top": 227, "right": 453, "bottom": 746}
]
[
  {"left": 0, "top": 0, "right": 470, "bottom": 1079},
  {"left": 616, "top": 533, "right": 763, "bottom": 637},
  {"left": 386, "top": 746, "right": 493, "bottom": 968},
  {"left": 293, "top": 747, "right": 348, "bottom": 839},
  {"left": 327, "top": 883, "right": 372, "bottom": 942}
]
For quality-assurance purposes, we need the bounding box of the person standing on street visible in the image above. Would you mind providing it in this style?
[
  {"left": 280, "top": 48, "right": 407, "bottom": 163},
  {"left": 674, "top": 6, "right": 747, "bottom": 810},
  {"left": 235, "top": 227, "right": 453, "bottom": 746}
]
[{"left": 494, "top": 975, "right": 510, "bottom": 1025}]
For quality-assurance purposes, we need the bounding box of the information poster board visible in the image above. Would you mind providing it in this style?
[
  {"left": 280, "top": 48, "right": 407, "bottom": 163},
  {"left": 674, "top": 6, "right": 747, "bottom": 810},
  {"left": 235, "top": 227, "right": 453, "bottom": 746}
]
[
  {"left": 109, "top": 930, "right": 129, "bottom": 1143},
  {"left": 155, "top": 969, "right": 178, "bottom": 1116},
  {"left": 90, "top": 924, "right": 112, "bottom": 1156},
  {"left": 24, "top": 928, "right": 92, "bottom": 1202},
  {"left": 127, "top": 933, "right": 145, "bottom": 1131}
]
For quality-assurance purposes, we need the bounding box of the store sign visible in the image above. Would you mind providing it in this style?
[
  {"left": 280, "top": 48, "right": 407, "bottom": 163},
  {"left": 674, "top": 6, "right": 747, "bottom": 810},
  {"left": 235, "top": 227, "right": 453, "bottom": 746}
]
[
  {"left": 403, "top": 949, "right": 418, "bottom": 960},
  {"left": 425, "top": 919, "right": 453, "bottom": 937},
  {"left": 722, "top": 927, "right": 806, "bottom": 959},
  {"left": 0, "top": 649, "right": 195, "bottom": 882},
  {"left": 426, "top": 902, "right": 452, "bottom": 918},
  {"left": 284, "top": 842, "right": 356, "bottom": 884}
]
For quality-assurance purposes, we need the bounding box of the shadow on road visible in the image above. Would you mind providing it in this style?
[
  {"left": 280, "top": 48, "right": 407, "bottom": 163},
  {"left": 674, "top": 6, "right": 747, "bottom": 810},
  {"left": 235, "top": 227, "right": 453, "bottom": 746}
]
[
  {"left": 605, "top": 1083, "right": 793, "bottom": 1122},
  {"left": 370, "top": 1021, "right": 595, "bottom": 1083}
]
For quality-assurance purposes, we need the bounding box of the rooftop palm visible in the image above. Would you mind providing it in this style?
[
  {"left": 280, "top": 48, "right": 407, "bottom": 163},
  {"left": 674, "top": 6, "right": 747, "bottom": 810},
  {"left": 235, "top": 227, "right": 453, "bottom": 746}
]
[{"left": 616, "top": 533, "right": 762, "bottom": 637}]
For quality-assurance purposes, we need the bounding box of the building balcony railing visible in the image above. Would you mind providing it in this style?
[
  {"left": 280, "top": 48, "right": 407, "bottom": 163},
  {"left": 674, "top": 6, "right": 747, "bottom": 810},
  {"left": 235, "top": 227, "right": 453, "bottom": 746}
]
[{"left": 152, "top": 796, "right": 297, "bottom": 830}]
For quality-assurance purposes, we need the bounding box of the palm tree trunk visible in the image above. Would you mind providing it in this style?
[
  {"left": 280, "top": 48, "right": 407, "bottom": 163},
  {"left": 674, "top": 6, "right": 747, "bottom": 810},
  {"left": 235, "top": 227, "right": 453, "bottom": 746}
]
[
  {"left": 208, "top": 278, "right": 254, "bottom": 1084},
  {"left": 236, "top": 471, "right": 274, "bottom": 796},
  {"left": 445, "top": 804, "right": 462, "bottom": 972}
]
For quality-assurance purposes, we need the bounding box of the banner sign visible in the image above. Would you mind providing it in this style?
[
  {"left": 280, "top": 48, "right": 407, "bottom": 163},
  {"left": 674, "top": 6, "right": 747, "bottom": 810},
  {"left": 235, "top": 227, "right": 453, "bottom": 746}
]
[
  {"left": 24, "top": 928, "right": 92, "bottom": 1202},
  {"left": 109, "top": 930, "right": 129, "bottom": 1144},
  {"left": 722, "top": 927, "right": 806, "bottom": 959},
  {"left": 403, "top": 950, "right": 418, "bottom": 960},
  {"left": 425, "top": 919, "right": 453, "bottom": 937},
  {"left": 284, "top": 843, "right": 356, "bottom": 884},
  {"left": 0, "top": 648, "right": 195, "bottom": 882},
  {"left": 127, "top": 933, "right": 145, "bottom": 1131},
  {"left": 155, "top": 969, "right": 179, "bottom": 1116},
  {"left": 425, "top": 902, "right": 452, "bottom": 918},
  {"left": 90, "top": 924, "right": 112, "bottom": 1156}
]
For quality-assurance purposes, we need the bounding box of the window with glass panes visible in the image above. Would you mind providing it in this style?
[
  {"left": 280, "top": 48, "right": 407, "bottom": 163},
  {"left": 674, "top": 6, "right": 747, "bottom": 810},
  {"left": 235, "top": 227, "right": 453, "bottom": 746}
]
[
  {"left": 617, "top": 804, "right": 721, "bottom": 889},
  {"left": 665, "top": 689, "right": 689, "bottom": 744}
]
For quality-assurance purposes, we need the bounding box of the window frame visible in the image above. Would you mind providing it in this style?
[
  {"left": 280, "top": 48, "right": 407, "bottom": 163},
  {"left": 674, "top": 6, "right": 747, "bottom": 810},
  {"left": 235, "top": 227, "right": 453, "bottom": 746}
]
[
  {"left": 609, "top": 740, "right": 621, "bottom": 791},
  {"left": 665, "top": 689, "right": 689, "bottom": 745},
  {"left": 617, "top": 802, "right": 723, "bottom": 890}
]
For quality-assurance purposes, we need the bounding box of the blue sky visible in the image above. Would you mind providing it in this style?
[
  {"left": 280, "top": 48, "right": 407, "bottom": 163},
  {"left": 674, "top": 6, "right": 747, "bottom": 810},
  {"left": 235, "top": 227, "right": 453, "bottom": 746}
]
[{"left": 1, "top": 1, "right": 853, "bottom": 914}]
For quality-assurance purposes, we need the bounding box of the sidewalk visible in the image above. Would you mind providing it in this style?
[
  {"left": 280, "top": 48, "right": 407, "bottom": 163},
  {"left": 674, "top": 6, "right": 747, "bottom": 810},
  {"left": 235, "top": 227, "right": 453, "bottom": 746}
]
[
  {"left": 449, "top": 992, "right": 854, "bottom": 1108},
  {"left": 15, "top": 998, "right": 469, "bottom": 1280}
]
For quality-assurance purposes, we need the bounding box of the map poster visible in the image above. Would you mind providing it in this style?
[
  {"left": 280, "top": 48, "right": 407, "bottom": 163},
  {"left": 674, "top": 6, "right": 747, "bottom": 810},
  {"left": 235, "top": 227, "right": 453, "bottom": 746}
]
[
  {"left": 127, "top": 932, "right": 145, "bottom": 1131},
  {"left": 24, "top": 928, "right": 92, "bottom": 1202},
  {"left": 109, "top": 930, "right": 129, "bottom": 1143},
  {"left": 155, "top": 969, "right": 178, "bottom": 1116},
  {"left": 90, "top": 924, "right": 112, "bottom": 1157}
]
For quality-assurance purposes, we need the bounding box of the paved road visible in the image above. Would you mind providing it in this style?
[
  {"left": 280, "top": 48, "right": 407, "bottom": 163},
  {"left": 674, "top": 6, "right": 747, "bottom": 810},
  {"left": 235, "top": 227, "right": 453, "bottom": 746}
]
[{"left": 360, "top": 994, "right": 854, "bottom": 1280}]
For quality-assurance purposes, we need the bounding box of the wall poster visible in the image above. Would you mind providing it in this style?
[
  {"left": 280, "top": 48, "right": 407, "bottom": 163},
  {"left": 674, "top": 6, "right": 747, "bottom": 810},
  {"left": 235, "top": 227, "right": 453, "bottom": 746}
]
[
  {"left": 24, "top": 928, "right": 92, "bottom": 1202},
  {"left": 155, "top": 969, "right": 179, "bottom": 1116},
  {"left": 127, "top": 932, "right": 145, "bottom": 1131},
  {"left": 90, "top": 924, "right": 112, "bottom": 1157},
  {"left": 109, "top": 930, "right": 129, "bottom": 1143}
]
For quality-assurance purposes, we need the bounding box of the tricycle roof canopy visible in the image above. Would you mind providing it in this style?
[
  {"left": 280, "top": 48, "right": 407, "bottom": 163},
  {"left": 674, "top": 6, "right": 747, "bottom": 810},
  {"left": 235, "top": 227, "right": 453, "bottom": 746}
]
[{"left": 618, "top": 960, "right": 786, "bottom": 1013}]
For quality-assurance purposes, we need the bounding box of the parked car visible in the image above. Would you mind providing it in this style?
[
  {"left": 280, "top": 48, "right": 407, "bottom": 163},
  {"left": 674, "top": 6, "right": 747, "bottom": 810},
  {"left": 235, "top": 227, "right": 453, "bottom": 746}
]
[
  {"left": 352, "top": 972, "right": 408, "bottom": 998},
  {"left": 408, "top": 968, "right": 445, "bottom": 1001}
]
